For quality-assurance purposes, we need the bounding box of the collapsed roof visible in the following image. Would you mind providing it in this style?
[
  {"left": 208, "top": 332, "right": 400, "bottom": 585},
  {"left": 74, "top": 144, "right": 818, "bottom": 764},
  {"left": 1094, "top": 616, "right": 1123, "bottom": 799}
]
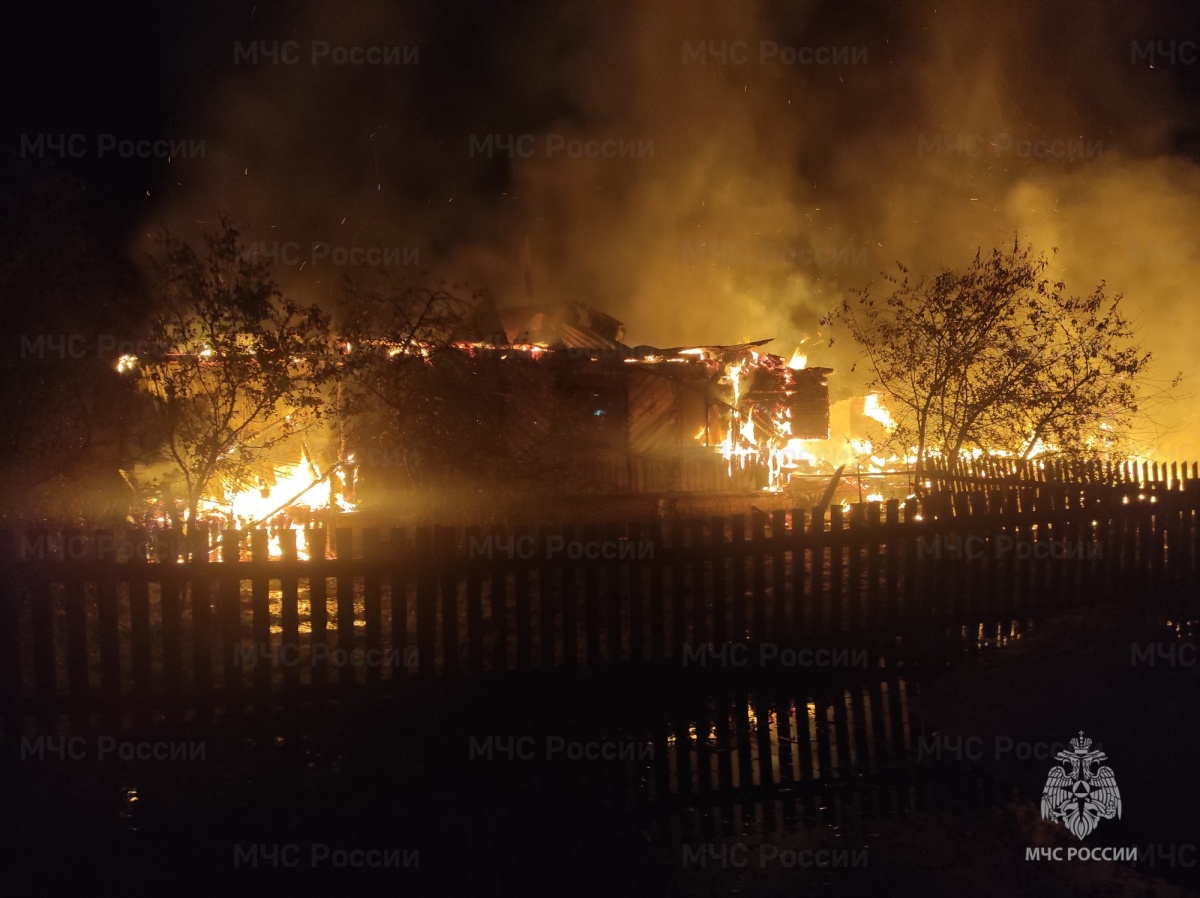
[{"left": 490, "top": 301, "right": 832, "bottom": 371}]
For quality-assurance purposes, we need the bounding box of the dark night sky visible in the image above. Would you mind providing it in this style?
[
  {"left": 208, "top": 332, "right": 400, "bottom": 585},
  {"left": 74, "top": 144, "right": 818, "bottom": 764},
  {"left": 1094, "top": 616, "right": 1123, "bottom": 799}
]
[{"left": 4, "top": 0, "right": 1200, "bottom": 449}]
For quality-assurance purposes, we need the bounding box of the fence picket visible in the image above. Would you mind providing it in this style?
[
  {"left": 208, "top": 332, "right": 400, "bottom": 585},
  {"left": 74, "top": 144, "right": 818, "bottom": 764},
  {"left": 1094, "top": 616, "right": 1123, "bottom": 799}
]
[
  {"left": 95, "top": 529, "right": 122, "bottom": 706},
  {"left": 515, "top": 524, "right": 534, "bottom": 670},
  {"left": 583, "top": 522, "right": 602, "bottom": 669},
  {"left": 464, "top": 526, "right": 484, "bottom": 674},
  {"left": 771, "top": 510, "right": 788, "bottom": 640},
  {"left": 279, "top": 528, "right": 301, "bottom": 698},
  {"left": 689, "top": 518, "right": 707, "bottom": 650},
  {"left": 62, "top": 527, "right": 90, "bottom": 704},
  {"left": 648, "top": 520, "right": 666, "bottom": 661},
  {"left": 828, "top": 506, "right": 844, "bottom": 636},
  {"left": 335, "top": 527, "right": 356, "bottom": 688},
  {"left": 750, "top": 515, "right": 767, "bottom": 642},
  {"left": 731, "top": 515, "right": 747, "bottom": 642},
  {"left": 537, "top": 523, "right": 557, "bottom": 670},
  {"left": 0, "top": 532, "right": 21, "bottom": 737},
  {"left": 249, "top": 529, "right": 271, "bottom": 704},
  {"left": 308, "top": 529, "right": 329, "bottom": 698},
  {"left": 561, "top": 523, "right": 579, "bottom": 670},
  {"left": 414, "top": 528, "right": 436, "bottom": 678},
  {"left": 130, "top": 529, "right": 154, "bottom": 715},
  {"left": 628, "top": 522, "right": 647, "bottom": 663}
]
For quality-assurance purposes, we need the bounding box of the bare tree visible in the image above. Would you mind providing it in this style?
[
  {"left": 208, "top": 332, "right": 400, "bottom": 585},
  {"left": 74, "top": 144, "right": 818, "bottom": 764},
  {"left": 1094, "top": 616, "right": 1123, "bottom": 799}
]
[
  {"left": 136, "top": 218, "right": 333, "bottom": 531},
  {"left": 337, "top": 281, "right": 592, "bottom": 507},
  {"left": 825, "top": 240, "right": 1157, "bottom": 470}
]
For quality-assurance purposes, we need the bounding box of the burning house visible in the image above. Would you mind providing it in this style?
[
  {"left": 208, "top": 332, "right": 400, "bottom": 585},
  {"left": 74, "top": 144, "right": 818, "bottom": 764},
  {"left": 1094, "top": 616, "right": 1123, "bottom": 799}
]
[
  {"left": 348, "top": 301, "right": 835, "bottom": 518},
  {"left": 128, "top": 300, "right": 842, "bottom": 535}
]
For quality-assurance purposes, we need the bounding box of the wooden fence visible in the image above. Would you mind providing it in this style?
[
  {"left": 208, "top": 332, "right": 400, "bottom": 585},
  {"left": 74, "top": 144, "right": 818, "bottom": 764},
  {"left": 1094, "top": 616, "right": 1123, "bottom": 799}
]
[
  {"left": 923, "top": 455, "right": 1200, "bottom": 496},
  {"left": 1, "top": 481, "right": 1197, "bottom": 736},
  {"left": 570, "top": 450, "right": 761, "bottom": 494}
]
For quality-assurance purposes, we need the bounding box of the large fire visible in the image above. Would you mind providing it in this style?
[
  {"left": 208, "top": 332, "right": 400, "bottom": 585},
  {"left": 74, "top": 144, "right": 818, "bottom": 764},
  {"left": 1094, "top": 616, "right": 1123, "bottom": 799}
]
[
  {"left": 863, "top": 393, "right": 896, "bottom": 432},
  {"left": 125, "top": 319, "right": 1070, "bottom": 521},
  {"left": 703, "top": 349, "right": 834, "bottom": 491},
  {"left": 196, "top": 447, "right": 355, "bottom": 558}
]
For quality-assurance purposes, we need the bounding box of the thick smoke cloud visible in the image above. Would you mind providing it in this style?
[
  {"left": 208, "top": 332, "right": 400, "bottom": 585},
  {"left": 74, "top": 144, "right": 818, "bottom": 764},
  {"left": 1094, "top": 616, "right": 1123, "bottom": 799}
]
[{"left": 144, "top": 0, "right": 1200, "bottom": 455}]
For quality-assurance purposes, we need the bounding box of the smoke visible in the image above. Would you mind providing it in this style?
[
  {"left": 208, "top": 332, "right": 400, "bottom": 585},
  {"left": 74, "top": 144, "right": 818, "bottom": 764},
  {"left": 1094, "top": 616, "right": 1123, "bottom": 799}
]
[{"left": 142, "top": 0, "right": 1200, "bottom": 455}]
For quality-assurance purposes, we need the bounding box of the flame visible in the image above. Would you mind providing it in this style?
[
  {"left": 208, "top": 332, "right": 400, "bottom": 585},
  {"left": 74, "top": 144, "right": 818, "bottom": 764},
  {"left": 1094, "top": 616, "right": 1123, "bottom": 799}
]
[
  {"left": 768, "top": 438, "right": 819, "bottom": 487},
  {"left": 196, "top": 449, "right": 355, "bottom": 558},
  {"left": 266, "top": 526, "right": 314, "bottom": 560},
  {"left": 707, "top": 355, "right": 835, "bottom": 490},
  {"left": 227, "top": 459, "right": 326, "bottom": 521},
  {"left": 740, "top": 417, "right": 756, "bottom": 443},
  {"left": 728, "top": 360, "right": 745, "bottom": 405},
  {"left": 690, "top": 358, "right": 1074, "bottom": 501},
  {"left": 863, "top": 393, "right": 896, "bottom": 432}
]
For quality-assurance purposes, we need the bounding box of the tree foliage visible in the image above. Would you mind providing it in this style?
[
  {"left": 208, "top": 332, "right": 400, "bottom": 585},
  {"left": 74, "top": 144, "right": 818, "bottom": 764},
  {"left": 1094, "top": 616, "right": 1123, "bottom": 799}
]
[
  {"left": 825, "top": 241, "right": 1152, "bottom": 467},
  {"left": 337, "top": 281, "right": 595, "bottom": 504},
  {"left": 138, "top": 218, "right": 333, "bottom": 529}
]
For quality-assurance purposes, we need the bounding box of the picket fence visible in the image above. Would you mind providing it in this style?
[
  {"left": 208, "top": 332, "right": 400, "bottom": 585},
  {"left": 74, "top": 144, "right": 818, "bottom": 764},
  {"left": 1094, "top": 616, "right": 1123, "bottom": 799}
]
[{"left": 0, "top": 471, "right": 1196, "bottom": 735}]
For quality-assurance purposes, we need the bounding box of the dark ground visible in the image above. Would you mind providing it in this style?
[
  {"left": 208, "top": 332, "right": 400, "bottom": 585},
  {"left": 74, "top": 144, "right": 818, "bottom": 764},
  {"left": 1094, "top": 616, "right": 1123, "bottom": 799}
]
[{"left": 1, "top": 604, "right": 1196, "bottom": 897}]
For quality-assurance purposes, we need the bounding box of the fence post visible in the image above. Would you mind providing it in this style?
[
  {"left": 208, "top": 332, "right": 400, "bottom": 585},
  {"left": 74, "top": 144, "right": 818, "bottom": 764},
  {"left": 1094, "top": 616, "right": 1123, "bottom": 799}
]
[
  {"left": 689, "top": 518, "right": 707, "bottom": 652},
  {"left": 0, "top": 530, "right": 21, "bottom": 746},
  {"left": 61, "top": 526, "right": 90, "bottom": 706},
  {"left": 278, "top": 528, "right": 301, "bottom": 700},
  {"left": 711, "top": 515, "right": 729, "bottom": 647},
  {"left": 388, "top": 526, "right": 410, "bottom": 683},
  {"left": 627, "top": 521, "right": 647, "bottom": 664},
  {"left": 771, "top": 510, "right": 788, "bottom": 640},
  {"left": 828, "top": 505, "right": 845, "bottom": 636},
  {"left": 807, "top": 507, "right": 824, "bottom": 637},
  {"left": 215, "top": 528, "right": 242, "bottom": 703},
  {"left": 27, "top": 528, "right": 55, "bottom": 711},
  {"left": 127, "top": 528, "right": 153, "bottom": 720},
  {"left": 95, "top": 528, "right": 122, "bottom": 708},
  {"left": 668, "top": 519, "right": 685, "bottom": 661},
  {"left": 361, "top": 528, "right": 383, "bottom": 688},
  {"left": 334, "top": 526, "right": 356, "bottom": 689},
  {"left": 191, "top": 523, "right": 213, "bottom": 711},
  {"left": 558, "top": 523, "right": 578, "bottom": 670},
  {"left": 864, "top": 502, "right": 882, "bottom": 637},
  {"left": 435, "top": 526, "right": 460, "bottom": 678},
  {"left": 432, "top": 523, "right": 458, "bottom": 677},
  {"left": 463, "top": 525, "right": 484, "bottom": 674},
  {"left": 413, "top": 528, "right": 435, "bottom": 678},
  {"left": 846, "top": 504, "right": 865, "bottom": 634},
  {"left": 730, "top": 514, "right": 747, "bottom": 641},
  {"left": 583, "top": 522, "right": 602, "bottom": 669},
  {"left": 902, "top": 499, "right": 920, "bottom": 660},
  {"left": 648, "top": 519, "right": 665, "bottom": 663},
  {"left": 308, "top": 528, "right": 329, "bottom": 701},
  {"left": 245, "top": 529, "right": 270, "bottom": 706},
  {"left": 750, "top": 512, "right": 768, "bottom": 643},
  {"left": 882, "top": 500, "right": 900, "bottom": 639},
  {"left": 515, "top": 523, "right": 535, "bottom": 670}
]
